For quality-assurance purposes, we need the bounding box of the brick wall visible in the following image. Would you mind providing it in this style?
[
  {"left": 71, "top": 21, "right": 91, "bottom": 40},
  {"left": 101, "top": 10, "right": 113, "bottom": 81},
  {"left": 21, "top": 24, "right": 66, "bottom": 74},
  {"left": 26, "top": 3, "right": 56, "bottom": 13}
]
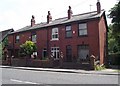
[
  {"left": 8, "top": 16, "right": 106, "bottom": 66},
  {"left": 99, "top": 15, "right": 107, "bottom": 65}
]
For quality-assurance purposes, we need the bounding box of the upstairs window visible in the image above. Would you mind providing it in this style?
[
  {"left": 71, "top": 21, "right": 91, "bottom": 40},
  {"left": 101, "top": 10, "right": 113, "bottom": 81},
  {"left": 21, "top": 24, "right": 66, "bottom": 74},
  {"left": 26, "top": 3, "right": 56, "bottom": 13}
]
[
  {"left": 66, "top": 25, "right": 72, "bottom": 38},
  {"left": 15, "top": 35, "right": 20, "bottom": 43},
  {"left": 31, "top": 32, "right": 36, "bottom": 43},
  {"left": 78, "top": 23, "right": 87, "bottom": 36},
  {"left": 52, "top": 28, "right": 59, "bottom": 40}
]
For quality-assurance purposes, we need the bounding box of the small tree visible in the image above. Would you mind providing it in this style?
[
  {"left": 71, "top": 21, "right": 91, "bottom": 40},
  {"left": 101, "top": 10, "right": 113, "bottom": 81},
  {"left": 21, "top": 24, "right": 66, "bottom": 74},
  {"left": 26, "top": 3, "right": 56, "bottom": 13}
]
[
  {"left": 19, "top": 41, "right": 37, "bottom": 58},
  {"left": 108, "top": 1, "right": 120, "bottom": 53}
]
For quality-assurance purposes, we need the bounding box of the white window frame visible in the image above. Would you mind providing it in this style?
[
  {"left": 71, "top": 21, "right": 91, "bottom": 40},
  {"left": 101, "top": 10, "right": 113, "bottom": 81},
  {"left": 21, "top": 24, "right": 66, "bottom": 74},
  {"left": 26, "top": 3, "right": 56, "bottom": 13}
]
[
  {"left": 51, "top": 47, "right": 59, "bottom": 60},
  {"left": 79, "top": 23, "right": 87, "bottom": 36},
  {"left": 32, "top": 34, "right": 37, "bottom": 43},
  {"left": 51, "top": 27, "right": 59, "bottom": 40},
  {"left": 15, "top": 35, "right": 20, "bottom": 43}
]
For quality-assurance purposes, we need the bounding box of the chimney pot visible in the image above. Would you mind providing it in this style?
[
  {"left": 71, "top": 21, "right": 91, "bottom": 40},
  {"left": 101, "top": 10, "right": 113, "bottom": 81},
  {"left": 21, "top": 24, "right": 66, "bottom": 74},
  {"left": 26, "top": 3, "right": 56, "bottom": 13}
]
[
  {"left": 68, "top": 6, "right": 73, "bottom": 19},
  {"left": 96, "top": 0, "right": 101, "bottom": 14},
  {"left": 47, "top": 11, "right": 52, "bottom": 23},
  {"left": 31, "top": 15, "right": 35, "bottom": 27}
]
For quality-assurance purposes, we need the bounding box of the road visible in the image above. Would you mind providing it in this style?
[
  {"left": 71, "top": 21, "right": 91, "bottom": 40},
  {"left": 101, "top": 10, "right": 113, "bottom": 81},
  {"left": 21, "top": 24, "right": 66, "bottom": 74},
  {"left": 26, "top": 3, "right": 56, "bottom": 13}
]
[{"left": 1, "top": 67, "right": 119, "bottom": 84}]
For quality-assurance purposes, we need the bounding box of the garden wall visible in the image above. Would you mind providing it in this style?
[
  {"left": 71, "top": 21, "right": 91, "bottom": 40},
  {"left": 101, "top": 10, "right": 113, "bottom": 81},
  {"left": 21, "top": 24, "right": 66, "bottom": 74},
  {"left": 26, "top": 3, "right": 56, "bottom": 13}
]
[{"left": 11, "top": 58, "right": 53, "bottom": 68}]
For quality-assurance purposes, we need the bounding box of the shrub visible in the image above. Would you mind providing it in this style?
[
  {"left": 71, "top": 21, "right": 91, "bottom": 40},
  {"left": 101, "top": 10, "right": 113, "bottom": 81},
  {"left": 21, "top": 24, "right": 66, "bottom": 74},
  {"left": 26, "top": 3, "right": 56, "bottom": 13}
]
[
  {"left": 94, "top": 64, "right": 106, "bottom": 71},
  {"left": 19, "top": 41, "right": 37, "bottom": 58}
]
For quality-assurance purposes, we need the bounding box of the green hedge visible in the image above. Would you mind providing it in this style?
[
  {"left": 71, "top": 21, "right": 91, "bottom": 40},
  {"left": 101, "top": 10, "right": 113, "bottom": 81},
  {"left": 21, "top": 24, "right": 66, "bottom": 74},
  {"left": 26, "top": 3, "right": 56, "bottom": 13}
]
[{"left": 108, "top": 53, "right": 120, "bottom": 65}]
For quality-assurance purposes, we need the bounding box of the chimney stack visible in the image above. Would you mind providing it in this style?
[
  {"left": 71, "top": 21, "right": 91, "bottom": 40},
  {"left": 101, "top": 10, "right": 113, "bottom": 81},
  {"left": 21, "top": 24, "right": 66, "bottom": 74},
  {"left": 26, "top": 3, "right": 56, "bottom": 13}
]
[
  {"left": 96, "top": 0, "right": 101, "bottom": 14},
  {"left": 31, "top": 15, "right": 35, "bottom": 27},
  {"left": 68, "top": 6, "right": 73, "bottom": 19},
  {"left": 47, "top": 11, "right": 52, "bottom": 23}
]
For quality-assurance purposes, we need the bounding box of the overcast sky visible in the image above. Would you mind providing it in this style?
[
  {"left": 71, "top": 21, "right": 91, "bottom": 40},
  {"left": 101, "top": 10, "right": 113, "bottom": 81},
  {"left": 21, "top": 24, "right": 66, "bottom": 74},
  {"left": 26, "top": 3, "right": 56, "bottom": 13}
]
[{"left": 0, "top": 0, "right": 118, "bottom": 31}]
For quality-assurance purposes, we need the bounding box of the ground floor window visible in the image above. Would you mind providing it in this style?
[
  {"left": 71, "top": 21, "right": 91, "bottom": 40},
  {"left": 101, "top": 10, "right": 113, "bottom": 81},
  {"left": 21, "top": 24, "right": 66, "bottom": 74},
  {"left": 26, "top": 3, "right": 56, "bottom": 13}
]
[
  {"left": 51, "top": 47, "right": 59, "bottom": 60},
  {"left": 78, "top": 45, "right": 89, "bottom": 60}
]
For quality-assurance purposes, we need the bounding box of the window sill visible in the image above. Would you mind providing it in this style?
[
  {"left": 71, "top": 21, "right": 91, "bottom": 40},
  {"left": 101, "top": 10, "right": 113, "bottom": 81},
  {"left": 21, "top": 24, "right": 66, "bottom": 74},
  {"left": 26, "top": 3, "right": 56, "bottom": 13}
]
[
  {"left": 78, "top": 35, "right": 88, "bottom": 37},
  {"left": 51, "top": 39, "right": 59, "bottom": 41}
]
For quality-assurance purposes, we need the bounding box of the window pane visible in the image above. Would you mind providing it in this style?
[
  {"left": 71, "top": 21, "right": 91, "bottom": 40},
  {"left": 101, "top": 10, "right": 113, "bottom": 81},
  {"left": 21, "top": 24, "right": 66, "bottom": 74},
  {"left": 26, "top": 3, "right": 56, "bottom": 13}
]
[
  {"left": 55, "top": 34, "right": 58, "bottom": 38},
  {"left": 84, "top": 30, "right": 87, "bottom": 35},
  {"left": 66, "top": 25, "right": 72, "bottom": 38},
  {"left": 32, "top": 34, "right": 36, "bottom": 42},
  {"left": 79, "top": 29, "right": 87, "bottom": 36},
  {"left": 52, "top": 28, "right": 58, "bottom": 33},
  {"left": 79, "top": 30, "right": 84, "bottom": 35},
  {"left": 16, "top": 35, "right": 20, "bottom": 43},
  {"left": 79, "top": 23, "right": 87, "bottom": 29},
  {"left": 16, "top": 36, "right": 19, "bottom": 39},
  {"left": 66, "top": 31, "right": 72, "bottom": 37},
  {"left": 66, "top": 26, "right": 71, "bottom": 31}
]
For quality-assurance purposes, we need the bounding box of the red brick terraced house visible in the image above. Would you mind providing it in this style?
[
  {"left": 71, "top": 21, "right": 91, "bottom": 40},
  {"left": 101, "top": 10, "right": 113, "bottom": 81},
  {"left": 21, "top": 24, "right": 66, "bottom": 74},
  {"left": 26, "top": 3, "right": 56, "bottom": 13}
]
[{"left": 8, "top": 1, "right": 108, "bottom": 68}]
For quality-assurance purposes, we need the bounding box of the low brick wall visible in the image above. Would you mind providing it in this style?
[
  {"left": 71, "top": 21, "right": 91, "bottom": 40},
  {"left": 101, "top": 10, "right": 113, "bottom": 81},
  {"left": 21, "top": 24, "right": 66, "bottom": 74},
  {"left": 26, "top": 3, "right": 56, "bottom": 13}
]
[
  {"left": 11, "top": 58, "right": 53, "bottom": 67},
  {"left": 1, "top": 58, "right": 11, "bottom": 65},
  {"left": 62, "top": 62, "right": 91, "bottom": 70},
  {"left": 11, "top": 58, "right": 26, "bottom": 67},
  {"left": 2, "top": 58, "right": 92, "bottom": 70}
]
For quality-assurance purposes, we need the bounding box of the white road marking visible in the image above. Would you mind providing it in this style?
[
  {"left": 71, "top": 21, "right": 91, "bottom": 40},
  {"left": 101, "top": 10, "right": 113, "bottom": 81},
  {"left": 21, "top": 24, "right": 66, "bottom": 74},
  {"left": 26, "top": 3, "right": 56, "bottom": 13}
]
[
  {"left": 24, "top": 81, "right": 39, "bottom": 84},
  {"left": 10, "top": 79, "right": 23, "bottom": 83},
  {"left": 10, "top": 79, "right": 39, "bottom": 84}
]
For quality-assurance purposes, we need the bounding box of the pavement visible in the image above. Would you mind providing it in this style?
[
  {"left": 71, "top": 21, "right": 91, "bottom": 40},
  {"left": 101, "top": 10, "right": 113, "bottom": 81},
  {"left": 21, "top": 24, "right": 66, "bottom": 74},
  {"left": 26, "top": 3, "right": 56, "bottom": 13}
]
[{"left": 0, "top": 65, "right": 119, "bottom": 75}]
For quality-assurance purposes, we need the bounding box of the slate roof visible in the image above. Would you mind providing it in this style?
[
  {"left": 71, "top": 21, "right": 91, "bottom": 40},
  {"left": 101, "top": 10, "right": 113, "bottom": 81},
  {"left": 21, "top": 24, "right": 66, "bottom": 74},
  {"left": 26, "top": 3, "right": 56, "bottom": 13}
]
[
  {"left": 0, "top": 29, "right": 14, "bottom": 42},
  {"left": 11, "top": 10, "right": 105, "bottom": 34}
]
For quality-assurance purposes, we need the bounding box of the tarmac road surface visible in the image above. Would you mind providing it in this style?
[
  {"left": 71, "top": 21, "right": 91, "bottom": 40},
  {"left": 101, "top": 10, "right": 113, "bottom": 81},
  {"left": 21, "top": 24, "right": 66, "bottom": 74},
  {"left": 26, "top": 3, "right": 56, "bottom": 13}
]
[{"left": 1, "top": 67, "right": 119, "bottom": 84}]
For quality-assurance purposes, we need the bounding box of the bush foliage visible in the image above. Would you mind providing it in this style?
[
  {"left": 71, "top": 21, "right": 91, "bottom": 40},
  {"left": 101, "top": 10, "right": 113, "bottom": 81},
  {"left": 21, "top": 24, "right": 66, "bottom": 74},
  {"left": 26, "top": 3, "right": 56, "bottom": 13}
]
[{"left": 19, "top": 41, "right": 37, "bottom": 57}]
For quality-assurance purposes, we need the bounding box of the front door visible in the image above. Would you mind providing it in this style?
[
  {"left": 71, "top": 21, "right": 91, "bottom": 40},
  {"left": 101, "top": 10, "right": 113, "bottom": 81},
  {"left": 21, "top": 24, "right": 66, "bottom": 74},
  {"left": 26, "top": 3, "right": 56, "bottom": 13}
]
[{"left": 66, "top": 45, "right": 72, "bottom": 62}]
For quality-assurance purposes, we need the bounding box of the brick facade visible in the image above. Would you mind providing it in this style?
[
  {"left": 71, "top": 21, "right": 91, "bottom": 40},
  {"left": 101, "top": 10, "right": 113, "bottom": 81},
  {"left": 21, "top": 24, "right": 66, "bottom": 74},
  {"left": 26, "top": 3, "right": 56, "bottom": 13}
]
[{"left": 8, "top": 1, "right": 108, "bottom": 66}]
